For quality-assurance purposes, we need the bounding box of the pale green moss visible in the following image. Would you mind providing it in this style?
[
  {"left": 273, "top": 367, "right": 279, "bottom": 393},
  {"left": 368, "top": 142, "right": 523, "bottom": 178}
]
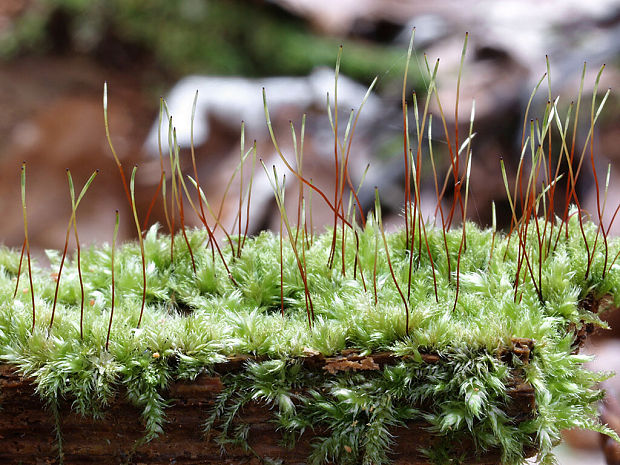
[{"left": 0, "top": 208, "right": 618, "bottom": 464}]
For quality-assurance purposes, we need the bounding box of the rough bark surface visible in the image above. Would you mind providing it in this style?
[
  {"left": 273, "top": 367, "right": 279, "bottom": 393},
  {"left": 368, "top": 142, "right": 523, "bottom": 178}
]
[{"left": 0, "top": 342, "right": 537, "bottom": 465}]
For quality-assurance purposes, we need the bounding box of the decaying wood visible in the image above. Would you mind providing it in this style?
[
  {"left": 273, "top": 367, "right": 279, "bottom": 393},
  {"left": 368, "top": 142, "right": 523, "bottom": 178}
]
[{"left": 0, "top": 340, "right": 537, "bottom": 465}]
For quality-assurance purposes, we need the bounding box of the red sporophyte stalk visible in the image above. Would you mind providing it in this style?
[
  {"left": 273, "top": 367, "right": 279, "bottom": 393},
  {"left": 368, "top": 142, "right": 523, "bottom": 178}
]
[
  {"left": 402, "top": 30, "right": 415, "bottom": 251},
  {"left": 74, "top": 203, "right": 85, "bottom": 340},
  {"left": 12, "top": 238, "right": 25, "bottom": 300},
  {"left": 375, "top": 189, "right": 410, "bottom": 335},
  {"left": 129, "top": 166, "right": 148, "bottom": 328},
  {"left": 50, "top": 169, "right": 98, "bottom": 331},
  {"left": 19, "top": 162, "right": 36, "bottom": 331},
  {"left": 327, "top": 46, "right": 343, "bottom": 270},
  {"left": 262, "top": 162, "right": 314, "bottom": 326},
  {"left": 106, "top": 210, "right": 120, "bottom": 351},
  {"left": 142, "top": 171, "right": 164, "bottom": 234},
  {"left": 104, "top": 85, "right": 147, "bottom": 328},
  {"left": 279, "top": 211, "right": 285, "bottom": 318},
  {"left": 177, "top": 164, "right": 197, "bottom": 274}
]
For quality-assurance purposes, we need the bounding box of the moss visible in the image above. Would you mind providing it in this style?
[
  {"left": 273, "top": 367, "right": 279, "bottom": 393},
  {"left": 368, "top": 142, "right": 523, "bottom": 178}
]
[
  {"left": 0, "top": 210, "right": 618, "bottom": 463},
  {"left": 0, "top": 26, "right": 617, "bottom": 463}
]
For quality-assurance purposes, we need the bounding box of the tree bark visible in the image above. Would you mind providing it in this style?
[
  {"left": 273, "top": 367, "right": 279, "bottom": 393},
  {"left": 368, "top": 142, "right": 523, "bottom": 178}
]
[{"left": 0, "top": 342, "right": 537, "bottom": 465}]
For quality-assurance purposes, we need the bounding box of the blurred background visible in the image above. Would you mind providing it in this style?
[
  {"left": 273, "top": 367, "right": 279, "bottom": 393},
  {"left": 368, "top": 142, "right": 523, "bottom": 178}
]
[{"left": 0, "top": 1, "right": 619, "bottom": 463}]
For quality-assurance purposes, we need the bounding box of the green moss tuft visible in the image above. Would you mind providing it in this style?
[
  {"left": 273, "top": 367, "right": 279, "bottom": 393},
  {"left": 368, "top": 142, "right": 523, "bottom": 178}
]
[{"left": 0, "top": 212, "right": 618, "bottom": 463}]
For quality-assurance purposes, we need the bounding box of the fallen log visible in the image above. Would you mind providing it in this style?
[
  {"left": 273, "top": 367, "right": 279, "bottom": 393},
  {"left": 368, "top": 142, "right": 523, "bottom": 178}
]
[{"left": 0, "top": 340, "right": 537, "bottom": 465}]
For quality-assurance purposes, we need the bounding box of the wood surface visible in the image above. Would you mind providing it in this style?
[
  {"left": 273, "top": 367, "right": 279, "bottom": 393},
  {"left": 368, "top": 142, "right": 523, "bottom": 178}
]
[{"left": 0, "top": 342, "right": 537, "bottom": 465}]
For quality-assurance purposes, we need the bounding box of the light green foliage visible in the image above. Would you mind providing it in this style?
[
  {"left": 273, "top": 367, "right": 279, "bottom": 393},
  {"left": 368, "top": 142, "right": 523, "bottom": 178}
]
[{"left": 0, "top": 212, "right": 618, "bottom": 464}]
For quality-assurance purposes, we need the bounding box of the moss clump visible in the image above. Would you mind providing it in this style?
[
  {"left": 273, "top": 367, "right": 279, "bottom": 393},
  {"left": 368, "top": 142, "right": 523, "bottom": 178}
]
[
  {"left": 2, "top": 30, "right": 618, "bottom": 462},
  {"left": 0, "top": 208, "right": 618, "bottom": 464}
]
